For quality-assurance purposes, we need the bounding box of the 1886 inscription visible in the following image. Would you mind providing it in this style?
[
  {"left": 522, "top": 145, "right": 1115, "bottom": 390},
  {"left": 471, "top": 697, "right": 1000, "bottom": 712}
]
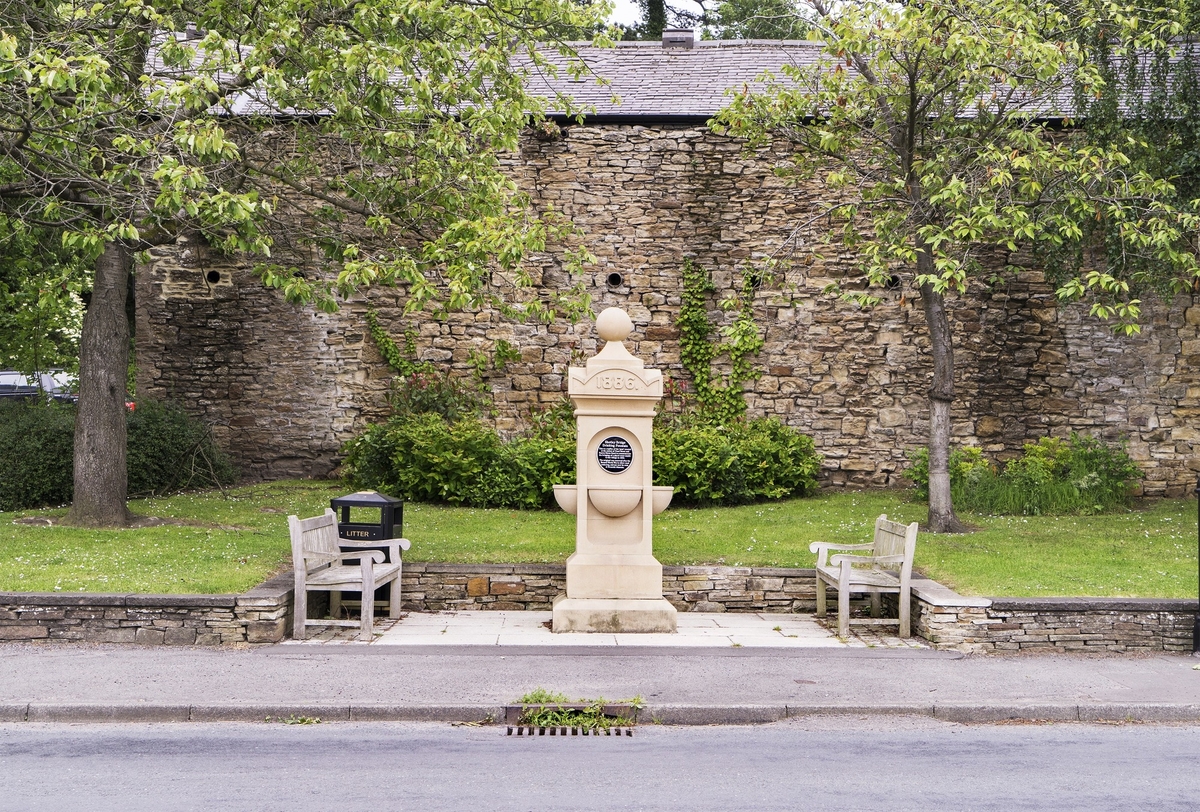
[
  {"left": 596, "top": 436, "right": 634, "bottom": 474},
  {"left": 592, "top": 373, "right": 640, "bottom": 391}
]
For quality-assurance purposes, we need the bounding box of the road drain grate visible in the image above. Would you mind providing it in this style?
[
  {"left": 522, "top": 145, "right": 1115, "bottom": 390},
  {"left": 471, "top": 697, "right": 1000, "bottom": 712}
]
[
  {"left": 502, "top": 702, "right": 639, "bottom": 737},
  {"left": 507, "top": 726, "right": 633, "bottom": 736}
]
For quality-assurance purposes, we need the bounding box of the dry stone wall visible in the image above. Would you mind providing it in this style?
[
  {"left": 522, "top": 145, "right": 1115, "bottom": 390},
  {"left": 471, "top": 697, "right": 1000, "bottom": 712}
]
[
  {"left": 398, "top": 563, "right": 823, "bottom": 613},
  {"left": 913, "top": 594, "right": 1197, "bottom": 653},
  {"left": 0, "top": 574, "right": 290, "bottom": 645},
  {"left": 137, "top": 123, "right": 1200, "bottom": 492}
]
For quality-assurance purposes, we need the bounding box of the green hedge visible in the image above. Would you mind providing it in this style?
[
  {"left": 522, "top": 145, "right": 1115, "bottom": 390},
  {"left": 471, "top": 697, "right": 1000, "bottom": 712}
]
[
  {"left": 0, "top": 401, "right": 75, "bottom": 512},
  {"left": 653, "top": 418, "right": 821, "bottom": 505},
  {"left": 343, "top": 412, "right": 821, "bottom": 509},
  {"left": 343, "top": 412, "right": 576, "bottom": 509},
  {"left": 125, "top": 400, "right": 239, "bottom": 497},
  {"left": 0, "top": 400, "right": 237, "bottom": 511}
]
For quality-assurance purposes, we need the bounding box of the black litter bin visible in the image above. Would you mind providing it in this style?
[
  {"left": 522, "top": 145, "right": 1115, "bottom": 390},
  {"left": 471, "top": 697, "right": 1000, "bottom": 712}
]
[
  {"left": 331, "top": 490, "right": 403, "bottom": 546},
  {"left": 330, "top": 490, "right": 404, "bottom": 608}
]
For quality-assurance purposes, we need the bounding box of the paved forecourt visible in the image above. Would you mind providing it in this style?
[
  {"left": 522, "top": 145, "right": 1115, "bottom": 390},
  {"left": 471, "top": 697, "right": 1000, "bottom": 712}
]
[{"left": 281, "top": 610, "right": 928, "bottom": 649}]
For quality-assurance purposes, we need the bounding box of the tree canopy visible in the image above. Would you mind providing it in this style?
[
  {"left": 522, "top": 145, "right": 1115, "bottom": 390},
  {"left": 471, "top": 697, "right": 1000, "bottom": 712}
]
[
  {"left": 714, "top": 0, "right": 1200, "bottom": 531},
  {"left": 621, "top": 0, "right": 808, "bottom": 41},
  {"left": 0, "top": 220, "right": 85, "bottom": 378},
  {"left": 0, "top": 0, "right": 609, "bottom": 525}
]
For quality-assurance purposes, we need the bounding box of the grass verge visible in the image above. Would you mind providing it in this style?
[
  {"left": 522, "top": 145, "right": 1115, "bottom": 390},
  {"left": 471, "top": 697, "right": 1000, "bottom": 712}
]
[{"left": 0, "top": 480, "right": 1194, "bottom": 597}]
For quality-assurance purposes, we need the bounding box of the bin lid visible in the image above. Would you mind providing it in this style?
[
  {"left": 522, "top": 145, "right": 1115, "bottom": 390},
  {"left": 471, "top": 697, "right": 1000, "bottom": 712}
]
[{"left": 330, "top": 490, "right": 402, "bottom": 509}]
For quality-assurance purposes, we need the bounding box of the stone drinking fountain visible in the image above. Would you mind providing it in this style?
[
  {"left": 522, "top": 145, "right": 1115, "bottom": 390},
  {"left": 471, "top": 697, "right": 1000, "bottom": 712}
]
[{"left": 551, "top": 307, "right": 677, "bottom": 633}]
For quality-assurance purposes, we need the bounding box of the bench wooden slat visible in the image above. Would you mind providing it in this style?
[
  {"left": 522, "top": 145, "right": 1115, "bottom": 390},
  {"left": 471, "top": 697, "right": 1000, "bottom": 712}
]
[
  {"left": 305, "top": 563, "right": 402, "bottom": 588},
  {"left": 814, "top": 566, "right": 899, "bottom": 589}
]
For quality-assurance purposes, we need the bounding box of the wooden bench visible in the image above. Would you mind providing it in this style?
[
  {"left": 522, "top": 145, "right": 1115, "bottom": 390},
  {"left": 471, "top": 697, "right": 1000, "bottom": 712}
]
[
  {"left": 810, "top": 514, "right": 918, "bottom": 639},
  {"left": 289, "top": 508, "right": 409, "bottom": 641}
]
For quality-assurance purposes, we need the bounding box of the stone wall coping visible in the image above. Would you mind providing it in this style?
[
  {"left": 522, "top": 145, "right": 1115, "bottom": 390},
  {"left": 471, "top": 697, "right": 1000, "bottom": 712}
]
[
  {"left": 989, "top": 597, "right": 1199, "bottom": 613},
  {"left": 0, "top": 592, "right": 234, "bottom": 608},
  {"left": 4, "top": 573, "right": 1193, "bottom": 617},
  {"left": 508, "top": 564, "right": 567, "bottom": 575},
  {"left": 125, "top": 594, "right": 236, "bottom": 608},
  {"left": 662, "top": 566, "right": 772, "bottom": 576},
  {"left": 405, "top": 563, "right": 542, "bottom": 575},
  {"left": 910, "top": 578, "right": 992, "bottom": 609},
  {"left": 0, "top": 592, "right": 128, "bottom": 607},
  {"left": 737, "top": 567, "right": 817, "bottom": 578},
  {"left": 408, "top": 564, "right": 821, "bottom": 578},
  {"left": 238, "top": 572, "right": 293, "bottom": 603}
]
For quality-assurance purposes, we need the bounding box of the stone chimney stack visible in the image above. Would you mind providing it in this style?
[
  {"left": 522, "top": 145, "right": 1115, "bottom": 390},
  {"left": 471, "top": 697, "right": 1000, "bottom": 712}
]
[{"left": 662, "top": 29, "right": 695, "bottom": 49}]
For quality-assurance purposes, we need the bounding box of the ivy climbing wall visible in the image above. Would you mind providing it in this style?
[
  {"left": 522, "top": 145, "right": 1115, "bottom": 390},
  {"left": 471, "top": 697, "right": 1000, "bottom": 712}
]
[{"left": 136, "top": 124, "right": 1200, "bottom": 494}]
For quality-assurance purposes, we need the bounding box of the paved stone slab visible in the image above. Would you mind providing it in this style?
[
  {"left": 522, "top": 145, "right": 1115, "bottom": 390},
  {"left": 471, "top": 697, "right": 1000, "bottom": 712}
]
[{"left": 301, "top": 610, "right": 893, "bottom": 650}]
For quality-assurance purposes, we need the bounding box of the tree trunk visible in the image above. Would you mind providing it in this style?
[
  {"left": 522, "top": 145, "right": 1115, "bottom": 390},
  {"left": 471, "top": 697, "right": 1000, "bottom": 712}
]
[
  {"left": 919, "top": 275, "right": 969, "bottom": 534},
  {"left": 67, "top": 241, "right": 133, "bottom": 527}
]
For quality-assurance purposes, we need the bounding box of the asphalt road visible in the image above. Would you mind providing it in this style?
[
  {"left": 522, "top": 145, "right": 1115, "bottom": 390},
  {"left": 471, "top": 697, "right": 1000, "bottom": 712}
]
[{"left": 1, "top": 718, "right": 1198, "bottom": 811}]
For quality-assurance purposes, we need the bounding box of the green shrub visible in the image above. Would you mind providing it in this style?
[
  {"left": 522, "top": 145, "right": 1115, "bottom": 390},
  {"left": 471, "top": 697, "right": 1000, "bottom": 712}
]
[
  {"left": 0, "top": 400, "right": 75, "bottom": 510},
  {"left": 343, "top": 410, "right": 576, "bottom": 509},
  {"left": 653, "top": 418, "right": 821, "bottom": 506},
  {"left": 0, "top": 399, "right": 236, "bottom": 511},
  {"left": 387, "top": 369, "right": 487, "bottom": 422},
  {"left": 343, "top": 402, "right": 820, "bottom": 510},
  {"left": 126, "top": 400, "right": 238, "bottom": 497},
  {"left": 906, "top": 446, "right": 993, "bottom": 501},
  {"left": 652, "top": 424, "right": 743, "bottom": 504},
  {"left": 475, "top": 432, "right": 577, "bottom": 509},
  {"left": 906, "top": 434, "right": 1140, "bottom": 515},
  {"left": 374, "top": 412, "right": 502, "bottom": 504}
]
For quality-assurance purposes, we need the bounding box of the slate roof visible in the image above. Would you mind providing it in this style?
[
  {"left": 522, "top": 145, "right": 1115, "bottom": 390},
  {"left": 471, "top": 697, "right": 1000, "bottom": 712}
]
[
  {"left": 525, "top": 40, "right": 821, "bottom": 119},
  {"left": 147, "top": 34, "right": 1197, "bottom": 122}
]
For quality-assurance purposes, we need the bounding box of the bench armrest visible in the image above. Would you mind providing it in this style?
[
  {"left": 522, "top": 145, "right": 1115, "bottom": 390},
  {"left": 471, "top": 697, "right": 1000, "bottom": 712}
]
[
  {"left": 828, "top": 553, "right": 907, "bottom": 567},
  {"left": 810, "top": 541, "right": 876, "bottom": 567},
  {"left": 334, "top": 549, "right": 386, "bottom": 565},
  {"left": 337, "top": 538, "right": 412, "bottom": 558},
  {"left": 809, "top": 541, "right": 876, "bottom": 553}
]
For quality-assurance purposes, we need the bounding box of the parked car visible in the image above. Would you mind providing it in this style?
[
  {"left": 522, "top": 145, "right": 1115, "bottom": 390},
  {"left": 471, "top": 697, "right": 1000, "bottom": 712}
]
[{"left": 0, "top": 370, "right": 78, "bottom": 404}]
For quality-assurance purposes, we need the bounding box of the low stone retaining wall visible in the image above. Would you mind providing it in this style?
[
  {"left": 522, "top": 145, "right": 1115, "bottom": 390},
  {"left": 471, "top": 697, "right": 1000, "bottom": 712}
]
[
  {"left": 400, "top": 563, "right": 823, "bottom": 613},
  {"left": 0, "top": 573, "right": 290, "bottom": 645},
  {"left": 1, "top": 565, "right": 1195, "bottom": 651},
  {"left": 914, "top": 586, "right": 1198, "bottom": 653}
]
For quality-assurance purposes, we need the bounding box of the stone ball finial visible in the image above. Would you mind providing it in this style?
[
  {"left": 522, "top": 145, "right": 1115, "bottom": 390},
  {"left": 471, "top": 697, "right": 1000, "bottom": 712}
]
[{"left": 596, "top": 307, "right": 633, "bottom": 343}]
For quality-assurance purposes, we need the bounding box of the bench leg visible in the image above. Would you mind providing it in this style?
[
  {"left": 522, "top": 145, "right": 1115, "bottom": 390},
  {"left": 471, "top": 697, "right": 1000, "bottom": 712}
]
[
  {"left": 899, "top": 590, "right": 911, "bottom": 638},
  {"left": 330, "top": 590, "right": 342, "bottom": 619},
  {"left": 389, "top": 569, "right": 402, "bottom": 620},
  {"left": 293, "top": 585, "right": 307, "bottom": 641},
  {"left": 869, "top": 589, "right": 881, "bottom": 618},
  {"left": 359, "top": 570, "right": 376, "bottom": 642},
  {"left": 837, "top": 585, "right": 850, "bottom": 639},
  {"left": 837, "top": 560, "right": 852, "bottom": 638},
  {"left": 815, "top": 575, "right": 827, "bottom": 617}
]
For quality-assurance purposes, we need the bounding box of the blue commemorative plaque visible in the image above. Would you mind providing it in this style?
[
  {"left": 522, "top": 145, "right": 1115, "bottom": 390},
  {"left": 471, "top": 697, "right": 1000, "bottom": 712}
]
[{"left": 596, "top": 436, "right": 634, "bottom": 474}]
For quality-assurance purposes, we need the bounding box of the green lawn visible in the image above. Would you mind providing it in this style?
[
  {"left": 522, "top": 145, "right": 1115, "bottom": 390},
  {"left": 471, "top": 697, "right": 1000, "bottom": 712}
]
[{"left": 0, "top": 480, "right": 1195, "bottom": 598}]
